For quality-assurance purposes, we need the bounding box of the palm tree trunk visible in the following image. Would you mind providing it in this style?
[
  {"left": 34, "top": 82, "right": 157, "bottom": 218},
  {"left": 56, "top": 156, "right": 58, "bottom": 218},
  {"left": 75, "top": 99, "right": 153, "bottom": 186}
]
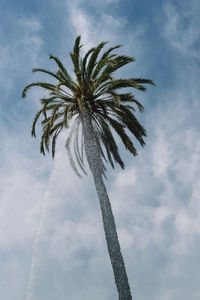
[{"left": 81, "top": 110, "right": 132, "bottom": 300}]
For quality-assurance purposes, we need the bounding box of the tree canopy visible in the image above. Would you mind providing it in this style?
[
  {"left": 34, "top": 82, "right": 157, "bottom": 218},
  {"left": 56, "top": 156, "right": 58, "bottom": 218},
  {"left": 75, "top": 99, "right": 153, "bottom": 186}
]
[{"left": 22, "top": 36, "right": 154, "bottom": 177}]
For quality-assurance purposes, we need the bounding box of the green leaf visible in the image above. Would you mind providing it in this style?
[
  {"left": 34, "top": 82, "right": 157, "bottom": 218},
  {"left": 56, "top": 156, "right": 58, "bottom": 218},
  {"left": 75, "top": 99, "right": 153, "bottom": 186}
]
[
  {"left": 86, "top": 41, "right": 107, "bottom": 81},
  {"left": 31, "top": 109, "right": 43, "bottom": 137},
  {"left": 22, "top": 82, "right": 56, "bottom": 98}
]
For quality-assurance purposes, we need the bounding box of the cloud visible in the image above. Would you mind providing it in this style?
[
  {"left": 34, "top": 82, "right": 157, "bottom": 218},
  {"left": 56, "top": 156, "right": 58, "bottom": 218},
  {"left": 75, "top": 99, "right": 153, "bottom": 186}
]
[
  {"left": 163, "top": 2, "right": 200, "bottom": 58},
  {"left": 1, "top": 1, "right": 200, "bottom": 299},
  {"left": 17, "top": 135, "right": 118, "bottom": 300},
  {"left": 108, "top": 85, "right": 200, "bottom": 298},
  {"left": 66, "top": 0, "right": 128, "bottom": 51},
  {"left": 0, "top": 16, "right": 43, "bottom": 108},
  {"left": 0, "top": 124, "right": 53, "bottom": 300},
  {"left": 18, "top": 18, "right": 43, "bottom": 66},
  {"left": 25, "top": 85, "right": 200, "bottom": 300},
  {"left": 65, "top": 0, "right": 148, "bottom": 84},
  {"left": 0, "top": 13, "right": 51, "bottom": 300}
]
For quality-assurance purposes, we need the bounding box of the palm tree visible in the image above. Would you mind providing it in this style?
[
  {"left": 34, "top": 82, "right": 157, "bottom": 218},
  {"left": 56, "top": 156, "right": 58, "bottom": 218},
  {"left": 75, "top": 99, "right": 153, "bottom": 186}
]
[{"left": 22, "top": 36, "right": 154, "bottom": 300}]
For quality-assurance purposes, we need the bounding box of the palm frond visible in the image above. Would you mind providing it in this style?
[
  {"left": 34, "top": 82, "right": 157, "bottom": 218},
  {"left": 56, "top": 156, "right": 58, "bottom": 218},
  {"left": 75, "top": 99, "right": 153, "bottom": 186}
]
[
  {"left": 101, "top": 45, "right": 122, "bottom": 60},
  {"left": 95, "top": 55, "right": 134, "bottom": 88},
  {"left": 65, "top": 117, "right": 82, "bottom": 177},
  {"left": 132, "top": 78, "right": 155, "bottom": 86},
  {"left": 70, "top": 36, "right": 82, "bottom": 85},
  {"left": 92, "top": 54, "right": 116, "bottom": 80},
  {"left": 32, "top": 68, "right": 63, "bottom": 82},
  {"left": 52, "top": 126, "right": 62, "bottom": 158},
  {"left": 49, "top": 54, "right": 73, "bottom": 82},
  {"left": 106, "top": 79, "right": 146, "bottom": 92},
  {"left": 92, "top": 45, "right": 122, "bottom": 80},
  {"left": 82, "top": 48, "right": 95, "bottom": 77},
  {"left": 73, "top": 36, "right": 82, "bottom": 54},
  {"left": 108, "top": 92, "right": 144, "bottom": 111},
  {"left": 97, "top": 115, "right": 125, "bottom": 169},
  {"left": 49, "top": 121, "right": 64, "bottom": 135},
  {"left": 40, "top": 96, "right": 59, "bottom": 105},
  {"left": 22, "top": 82, "right": 56, "bottom": 98},
  {"left": 114, "top": 106, "right": 146, "bottom": 146},
  {"left": 73, "top": 121, "right": 87, "bottom": 175},
  {"left": 31, "top": 109, "right": 43, "bottom": 137},
  {"left": 49, "top": 103, "right": 63, "bottom": 126},
  {"left": 86, "top": 41, "right": 107, "bottom": 81},
  {"left": 105, "top": 115, "right": 137, "bottom": 155}
]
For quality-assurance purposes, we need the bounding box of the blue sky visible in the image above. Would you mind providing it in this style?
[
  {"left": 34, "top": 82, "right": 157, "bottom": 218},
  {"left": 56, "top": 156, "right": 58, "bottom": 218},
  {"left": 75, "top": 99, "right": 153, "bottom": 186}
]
[{"left": 1, "top": 0, "right": 200, "bottom": 299}]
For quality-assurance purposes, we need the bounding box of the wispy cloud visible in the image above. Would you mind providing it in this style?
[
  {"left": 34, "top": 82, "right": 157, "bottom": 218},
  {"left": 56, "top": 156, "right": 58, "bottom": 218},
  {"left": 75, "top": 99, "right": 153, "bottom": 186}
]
[
  {"left": 1, "top": 1, "right": 200, "bottom": 299},
  {"left": 163, "top": 2, "right": 200, "bottom": 58},
  {"left": 109, "top": 84, "right": 200, "bottom": 298},
  {"left": 0, "top": 16, "right": 43, "bottom": 107},
  {"left": 66, "top": 0, "right": 128, "bottom": 50}
]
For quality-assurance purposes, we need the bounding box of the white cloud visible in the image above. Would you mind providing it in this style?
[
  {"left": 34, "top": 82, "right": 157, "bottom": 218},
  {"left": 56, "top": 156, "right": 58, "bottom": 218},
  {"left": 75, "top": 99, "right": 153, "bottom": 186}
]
[
  {"left": 0, "top": 126, "right": 53, "bottom": 300},
  {"left": 0, "top": 17, "right": 43, "bottom": 104},
  {"left": 163, "top": 2, "right": 200, "bottom": 58},
  {"left": 114, "top": 168, "right": 137, "bottom": 188},
  {"left": 18, "top": 135, "right": 118, "bottom": 300},
  {"left": 0, "top": 14, "right": 48, "bottom": 300},
  {"left": 17, "top": 18, "right": 43, "bottom": 67},
  {"left": 106, "top": 98, "right": 200, "bottom": 298},
  {"left": 18, "top": 18, "right": 42, "bottom": 31},
  {"left": 2, "top": 1, "right": 200, "bottom": 299},
  {"left": 67, "top": 0, "right": 128, "bottom": 51},
  {"left": 106, "top": 74, "right": 200, "bottom": 290}
]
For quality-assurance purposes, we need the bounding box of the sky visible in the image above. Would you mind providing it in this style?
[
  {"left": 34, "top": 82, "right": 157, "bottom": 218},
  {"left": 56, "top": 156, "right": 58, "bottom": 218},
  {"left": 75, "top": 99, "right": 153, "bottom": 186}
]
[{"left": 0, "top": 0, "right": 200, "bottom": 299}]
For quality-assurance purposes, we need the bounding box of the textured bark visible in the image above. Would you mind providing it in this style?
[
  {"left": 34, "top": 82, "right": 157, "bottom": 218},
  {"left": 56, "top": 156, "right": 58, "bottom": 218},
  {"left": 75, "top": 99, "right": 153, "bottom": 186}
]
[{"left": 81, "top": 110, "right": 132, "bottom": 300}]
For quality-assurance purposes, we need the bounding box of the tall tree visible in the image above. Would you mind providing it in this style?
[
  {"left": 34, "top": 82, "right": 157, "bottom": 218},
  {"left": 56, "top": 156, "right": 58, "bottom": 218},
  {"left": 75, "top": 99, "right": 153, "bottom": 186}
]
[{"left": 22, "top": 36, "right": 154, "bottom": 300}]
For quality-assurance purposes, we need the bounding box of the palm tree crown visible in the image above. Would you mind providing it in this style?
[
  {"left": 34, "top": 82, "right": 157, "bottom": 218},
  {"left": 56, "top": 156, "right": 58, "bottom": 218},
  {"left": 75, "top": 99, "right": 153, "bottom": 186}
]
[{"left": 22, "top": 36, "right": 154, "bottom": 177}]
